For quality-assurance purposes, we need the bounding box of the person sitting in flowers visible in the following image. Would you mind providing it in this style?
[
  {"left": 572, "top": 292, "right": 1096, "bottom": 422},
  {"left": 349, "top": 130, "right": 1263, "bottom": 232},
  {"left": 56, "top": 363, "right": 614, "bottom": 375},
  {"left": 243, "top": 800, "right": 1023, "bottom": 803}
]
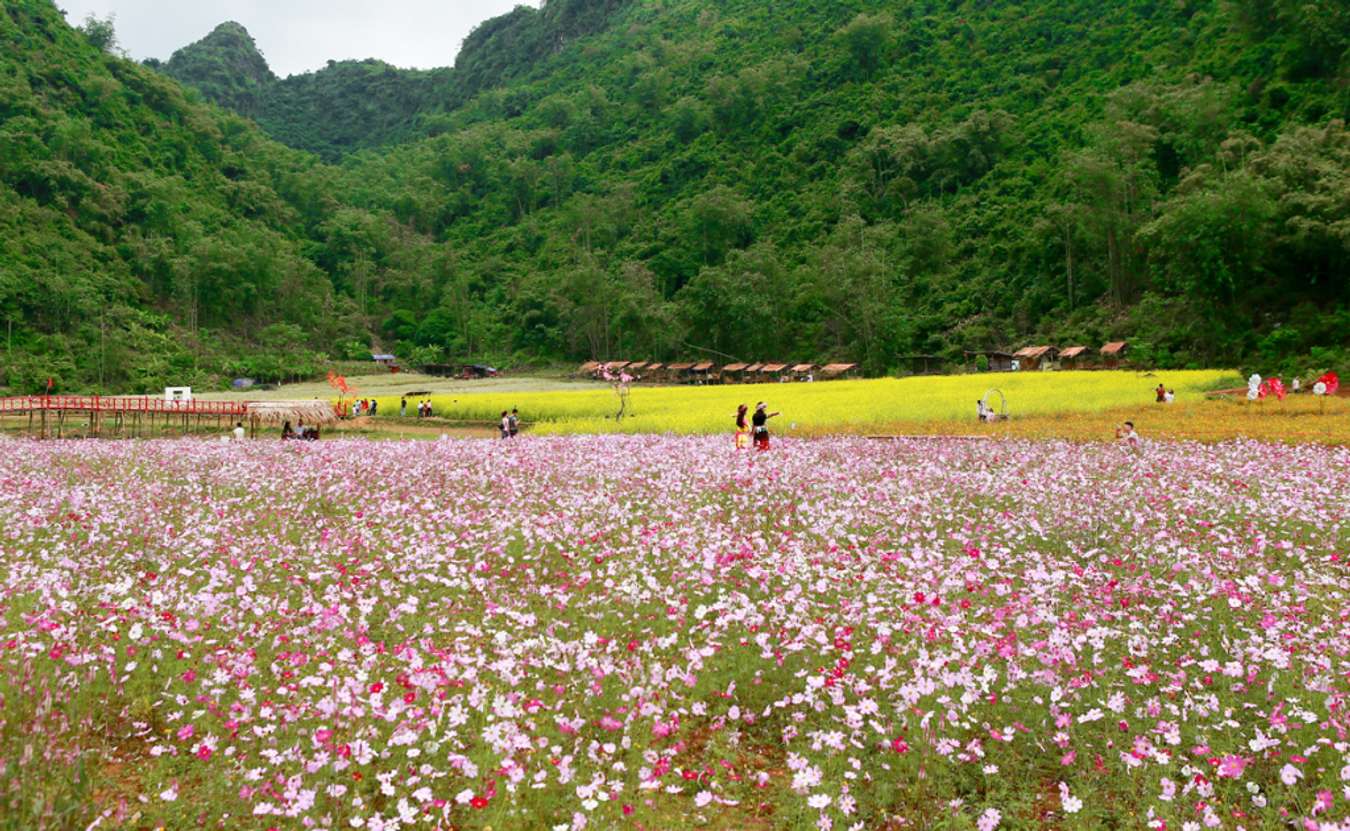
[{"left": 1115, "top": 420, "right": 1141, "bottom": 451}]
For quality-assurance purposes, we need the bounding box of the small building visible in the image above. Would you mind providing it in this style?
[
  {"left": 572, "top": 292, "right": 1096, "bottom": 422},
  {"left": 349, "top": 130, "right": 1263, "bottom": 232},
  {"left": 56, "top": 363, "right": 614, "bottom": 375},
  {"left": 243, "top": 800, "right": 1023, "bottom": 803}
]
[
  {"left": 819, "top": 363, "right": 860, "bottom": 380},
  {"left": 790, "top": 363, "right": 817, "bottom": 381},
  {"left": 898, "top": 355, "right": 944, "bottom": 376},
  {"left": 666, "top": 362, "right": 695, "bottom": 383},
  {"left": 164, "top": 386, "right": 192, "bottom": 403},
  {"left": 691, "top": 361, "right": 716, "bottom": 383},
  {"left": 760, "top": 363, "right": 790, "bottom": 381},
  {"left": 1058, "top": 346, "right": 1090, "bottom": 369},
  {"left": 1100, "top": 341, "right": 1128, "bottom": 369},
  {"left": 371, "top": 353, "right": 400, "bottom": 372},
  {"left": 721, "top": 363, "right": 750, "bottom": 383},
  {"left": 1013, "top": 346, "right": 1059, "bottom": 371},
  {"left": 577, "top": 361, "right": 601, "bottom": 377},
  {"left": 967, "top": 351, "right": 1015, "bottom": 372}
]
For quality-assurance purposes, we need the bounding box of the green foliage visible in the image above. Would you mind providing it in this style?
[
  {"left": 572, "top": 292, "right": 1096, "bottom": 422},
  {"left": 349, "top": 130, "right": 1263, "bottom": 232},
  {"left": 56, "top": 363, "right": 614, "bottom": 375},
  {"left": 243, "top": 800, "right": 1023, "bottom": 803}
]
[{"left": 3, "top": 0, "right": 1349, "bottom": 394}]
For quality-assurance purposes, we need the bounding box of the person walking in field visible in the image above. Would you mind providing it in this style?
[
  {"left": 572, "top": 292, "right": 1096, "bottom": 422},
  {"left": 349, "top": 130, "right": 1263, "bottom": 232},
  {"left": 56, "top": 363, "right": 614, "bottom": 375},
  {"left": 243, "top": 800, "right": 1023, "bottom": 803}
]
[
  {"left": 509, "top": 408, "right": 520, "bottom": 438},
  {"left": 233, "top": 421, "right": 246, "bottom": 441},
  {"left": 400, "top": 396, "right": 407, "bottom": 417},
  {"left": 752, "top": 402, "right": 779, "bottom": 451},
  {"left": 735, "top": 404, "right": 750, "bottom": 449},
  {"left": 500, "top": 411, "right": 511, "bottom": 439}
]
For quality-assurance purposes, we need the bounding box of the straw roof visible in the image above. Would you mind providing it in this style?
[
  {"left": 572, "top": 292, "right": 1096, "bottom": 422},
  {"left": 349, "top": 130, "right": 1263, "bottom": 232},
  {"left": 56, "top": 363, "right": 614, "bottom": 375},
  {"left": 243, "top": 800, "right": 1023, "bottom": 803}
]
[
  {"left": 722, "top": 363, "right": 749, "bottom": 372},
  {"left": 1101, "top": 341, "right": 1128, "bottom": 355},
  {"left": 820, "top": 363, "right": 859, "bottom": 374},
  {"left": 744, "top": 363, "right": 764, "bottom": 372},
  {"left": 1059, "top": 346, "right": 1088, "bottom": 359},
  {"left": 578, "top": 361, "right": 600, "bottom": 372},
  {"left": 604, "top": 361, "right": 631, "bottom": 370},
  {"left": 667, "top": 362, "right": 695, "bottom": 370},
  {"left": 692, "top": 361, "right": 714, "bottom": 371},
  {"left": 246, "top": 400, "right": 338, "bottom": 426},
  {"left": 762, "top": 363, "right": 789, "bottom": 372},
  {"left": 627, "top": 361, "right": 649, "bottom": 370},
  {"left": 1014, "top": 345, "right": 1057, "bottom": 359},
  {"left": 791, "top": 363, "right": 816, "bottom": 372}
]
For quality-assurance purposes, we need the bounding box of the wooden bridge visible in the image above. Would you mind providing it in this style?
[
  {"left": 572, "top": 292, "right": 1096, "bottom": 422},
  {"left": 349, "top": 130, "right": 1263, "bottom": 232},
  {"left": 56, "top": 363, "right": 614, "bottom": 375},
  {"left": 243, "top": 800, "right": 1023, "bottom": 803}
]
[{"left": 0, "top": 395, "right": 324, "bottom": 439}]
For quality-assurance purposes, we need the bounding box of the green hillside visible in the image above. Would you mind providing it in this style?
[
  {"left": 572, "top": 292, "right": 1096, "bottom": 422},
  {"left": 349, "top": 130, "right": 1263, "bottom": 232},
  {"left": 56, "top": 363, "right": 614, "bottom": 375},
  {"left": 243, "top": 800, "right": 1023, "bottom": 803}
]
[
  {"left": 1, "top": 0, "right": 1348, "bottom": 394},
  {"left": 0, "top": 1, "right": 438, "bottom": 392}
]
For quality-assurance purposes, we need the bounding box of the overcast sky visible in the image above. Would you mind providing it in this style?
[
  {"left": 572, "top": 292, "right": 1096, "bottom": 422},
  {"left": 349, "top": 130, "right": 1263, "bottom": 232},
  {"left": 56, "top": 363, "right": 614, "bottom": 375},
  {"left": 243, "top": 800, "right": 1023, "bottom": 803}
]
[{"left": 55, "top": 0, "right": 539, "bottom": 77}]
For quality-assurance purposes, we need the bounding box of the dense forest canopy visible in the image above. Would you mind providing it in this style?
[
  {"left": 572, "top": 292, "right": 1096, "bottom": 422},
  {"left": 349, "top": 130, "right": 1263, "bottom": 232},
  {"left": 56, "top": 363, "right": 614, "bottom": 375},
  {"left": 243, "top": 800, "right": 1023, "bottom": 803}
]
[{"left": 0, "top": 0, "right": 1347, "bottom": 393}]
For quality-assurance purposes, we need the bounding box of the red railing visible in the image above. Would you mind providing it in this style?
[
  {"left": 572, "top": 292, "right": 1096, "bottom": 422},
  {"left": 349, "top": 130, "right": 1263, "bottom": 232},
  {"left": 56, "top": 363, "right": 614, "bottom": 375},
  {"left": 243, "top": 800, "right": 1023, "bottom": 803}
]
[{"left": 0, "top": 396, "right": 250, "bottom": 416}]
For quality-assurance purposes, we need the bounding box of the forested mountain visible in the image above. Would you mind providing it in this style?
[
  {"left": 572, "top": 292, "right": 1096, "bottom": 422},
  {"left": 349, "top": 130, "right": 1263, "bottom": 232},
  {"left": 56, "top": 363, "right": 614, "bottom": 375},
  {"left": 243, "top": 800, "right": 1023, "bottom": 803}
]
[{"left": 1, "top": 0, "right": 1347, "bottom": 393}]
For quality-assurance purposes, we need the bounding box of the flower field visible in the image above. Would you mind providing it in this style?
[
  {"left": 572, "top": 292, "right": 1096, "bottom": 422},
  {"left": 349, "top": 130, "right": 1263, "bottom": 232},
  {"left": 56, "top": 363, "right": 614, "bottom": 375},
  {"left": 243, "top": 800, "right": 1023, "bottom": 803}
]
[
  {"left": 368, "top": 370, "right": 1239, "bottom": 435},
  {"left": 3, "top": 435, "right": 1350, "bottom": 830}
]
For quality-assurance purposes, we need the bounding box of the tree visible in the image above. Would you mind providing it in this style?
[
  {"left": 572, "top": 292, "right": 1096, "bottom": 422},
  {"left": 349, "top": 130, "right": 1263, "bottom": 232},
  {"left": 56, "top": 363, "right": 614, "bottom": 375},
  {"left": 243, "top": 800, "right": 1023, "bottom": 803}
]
[
  {"left": 687, "top": 186, "right": 755, "bottom": 265},
  {"left": 837, "top": 13, "right": 891, "bottom": 79},
  {"left": 78, "top": 14, "right": 118, "bottom": 54}
]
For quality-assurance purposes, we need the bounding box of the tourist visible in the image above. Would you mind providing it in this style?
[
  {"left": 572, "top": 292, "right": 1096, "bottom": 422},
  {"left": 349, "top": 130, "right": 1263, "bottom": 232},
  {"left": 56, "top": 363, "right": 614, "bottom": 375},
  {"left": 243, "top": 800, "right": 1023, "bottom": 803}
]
[
  {"left": 752, "top": 402, "right": 779, "bottom": 451},
  {"left": 735, "top": 404, "right": 750, "bottom": 449},
  {"left": 976, "top": 399, "right": 987, "bottom": 422},
  {"left": 509, "top": 408, "right": 520, "bottom": 439},
  {"left": 282, "top": 420, "right": 294, "bottom": 440},
  {"left": 1155, "top": 384, "right": 1166, "bottom": 403},
  {"left": 400, "top": 396, "right": 407, "bottom": 417},
  {"left": 500, "top": 411, "right": 511, "bottom": 439},
  {"left": 1115, "top": 421, "right": 1141, "bottom": 452},
  {"left": 233, "top": 421, "right": 246, "bottom": 441},
  {"left": 370, "top": 399, "right": 378, "bottom": 417},
  {"left": 424, "top": 400, "right": 433, "bottom": 418},
  {"left": 1164, "top": 389, "right": 1175, "bottom": 404}
]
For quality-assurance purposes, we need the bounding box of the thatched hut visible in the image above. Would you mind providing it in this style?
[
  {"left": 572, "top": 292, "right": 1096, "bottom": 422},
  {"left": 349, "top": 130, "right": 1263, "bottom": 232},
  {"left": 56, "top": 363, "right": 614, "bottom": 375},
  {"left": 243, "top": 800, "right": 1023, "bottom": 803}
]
[
  {"left": 246, "top": 400, "right": 339, "bottom": 437},
  {"left": 1058, "top": 346, "right": 1090, "bottom": 369},
  {"left": 1100, "top": 341, "right": 1128, "bottom": 369},
  {"left": 1013, "top": 345, "right": 1059, "bottom": 371},
  {"left": 720, "top": 363, "right": 750, "bottom": 383},
  {"left": 819, "top": 363, "right": 860, "bottom": 380}
]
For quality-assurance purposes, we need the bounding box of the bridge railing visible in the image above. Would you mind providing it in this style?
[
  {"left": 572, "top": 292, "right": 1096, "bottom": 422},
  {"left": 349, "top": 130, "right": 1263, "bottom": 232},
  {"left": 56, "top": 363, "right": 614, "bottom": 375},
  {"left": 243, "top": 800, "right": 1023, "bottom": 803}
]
[{"left": 0, "top": 396, "right": 250, "bottom": 416}]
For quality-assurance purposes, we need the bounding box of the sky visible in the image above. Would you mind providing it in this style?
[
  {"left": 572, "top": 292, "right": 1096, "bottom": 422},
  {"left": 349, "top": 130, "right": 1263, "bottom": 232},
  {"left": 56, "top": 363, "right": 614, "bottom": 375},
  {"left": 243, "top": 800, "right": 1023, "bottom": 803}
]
[{"left": 54, "top": 0, "right": 539, "bottom": 77}]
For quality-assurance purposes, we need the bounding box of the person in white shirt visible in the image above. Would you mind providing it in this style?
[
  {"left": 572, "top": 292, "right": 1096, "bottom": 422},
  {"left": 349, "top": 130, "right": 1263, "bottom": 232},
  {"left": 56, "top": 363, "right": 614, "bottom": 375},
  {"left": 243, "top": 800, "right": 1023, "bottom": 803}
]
[{"left": 233, "top": 421, "right": 246, "bottom": 441}]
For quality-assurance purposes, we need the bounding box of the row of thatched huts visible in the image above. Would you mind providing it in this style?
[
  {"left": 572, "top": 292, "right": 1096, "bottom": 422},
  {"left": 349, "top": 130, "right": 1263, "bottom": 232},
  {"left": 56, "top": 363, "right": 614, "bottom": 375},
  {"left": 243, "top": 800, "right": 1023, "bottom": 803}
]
[
  {"left": 576, "top": 361, "right": 860, "bottom": 384},
  {"left": 968, "top": 342, "right": 1129, "bottom": 372}
]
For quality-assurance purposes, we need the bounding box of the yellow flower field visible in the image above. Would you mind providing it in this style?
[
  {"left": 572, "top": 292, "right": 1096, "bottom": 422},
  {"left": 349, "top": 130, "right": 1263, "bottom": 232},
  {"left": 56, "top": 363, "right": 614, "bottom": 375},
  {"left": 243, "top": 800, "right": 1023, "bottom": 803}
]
[{"left": 366, "top": 370, "right": 1246, "bottom": 436}]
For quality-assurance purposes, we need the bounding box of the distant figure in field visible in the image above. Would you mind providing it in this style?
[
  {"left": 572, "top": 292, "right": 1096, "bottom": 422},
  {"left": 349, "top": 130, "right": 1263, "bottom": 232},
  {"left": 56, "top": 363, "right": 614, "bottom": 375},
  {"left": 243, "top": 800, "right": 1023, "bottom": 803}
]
[
  {"left": 370, "top": 399, "right": 378, "bottom": 417},
  {"left": 752, "top": 402, "right": 780, "bottom": 451},
  {"left": 976, "top": 399, "right": 987, "bottom": 422},
  {"left": 400, "top": 396, "right": 407, "bottom": 417},
  {"left": 233, "top": 421, "right": 246, "bottom": 441},
  {"left": 425, "top": 400, "right": 433, "bottom": 418},
  {"left": 1115, "top": 421, "right": 1141, "bottom": 452},
  {"left": 1164, "top": 389, "right": 1175, "bottom": 404},
  {"left": 500, "top": 410, "right": 511, "bottom": 439},
  {"left": 509, "top": 408, "right": 520, "bottom": 438},
  {"left": 735, "top": 404, "right": 750, "bottom": 450},
  {"left": 282, "top": 420, "right": 294, "bottom": 440},
  {"left": 1155, "top": 384, "right": 1167, "bottom": 403}
]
